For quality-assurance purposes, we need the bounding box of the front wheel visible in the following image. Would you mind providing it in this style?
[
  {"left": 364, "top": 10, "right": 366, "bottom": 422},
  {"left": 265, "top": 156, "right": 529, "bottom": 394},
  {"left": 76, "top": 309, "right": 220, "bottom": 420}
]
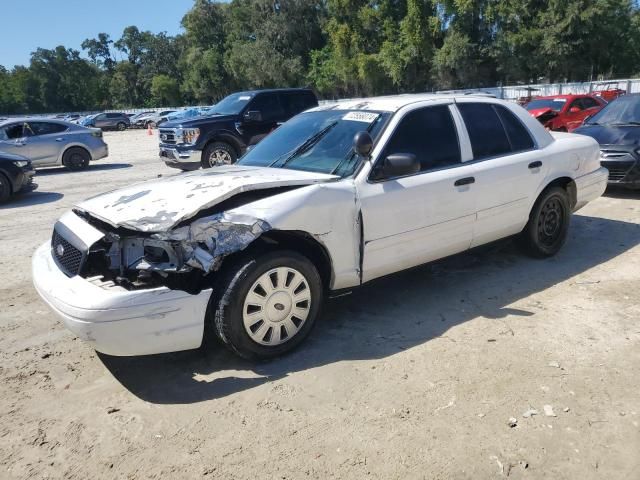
[
  {"left": 0, "top": 173, "right": 11, "bottom": 203},
  {"left": 210, "top": 251, "right": 323, "bottom": 360},
  {"left": 201, "top": 142, "right": 237, "bottom": 168},
  {"left": 518, "top": 186, "right": 571, "bottom": 258},
  {"left": 116, "top": 122, "right": 127, "bottom": 131}
]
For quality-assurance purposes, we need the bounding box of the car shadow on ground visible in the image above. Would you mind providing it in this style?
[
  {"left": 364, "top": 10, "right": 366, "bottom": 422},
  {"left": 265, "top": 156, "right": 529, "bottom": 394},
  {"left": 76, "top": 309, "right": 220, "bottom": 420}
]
[
  {"left": 604, "top": 186, "right": 640, "bottom": 199},
  {"left": 35, "top": 163, "right": 132, "bottom": 176},
  {"left": 100, "top": 214, "right": 640, "bottom": 404},
  {"left": 0, "top": 191, "right": 63, "bottom": 209}
]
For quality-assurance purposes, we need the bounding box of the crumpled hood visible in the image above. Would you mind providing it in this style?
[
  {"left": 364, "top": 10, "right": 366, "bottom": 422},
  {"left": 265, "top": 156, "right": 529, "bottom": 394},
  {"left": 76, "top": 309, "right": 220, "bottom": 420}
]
[
  {"left": 76, "top": 165, "right": 338, "bottom": 232},
  {"left": 528, "top": 107, "right": 557, "bottom": 118},
  {"left": 573, "top": 124, "right": 640, "bottom": 146}
]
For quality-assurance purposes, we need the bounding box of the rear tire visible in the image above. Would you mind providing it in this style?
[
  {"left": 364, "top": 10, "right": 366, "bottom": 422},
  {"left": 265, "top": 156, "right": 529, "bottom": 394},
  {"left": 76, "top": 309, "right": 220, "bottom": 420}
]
[
  {"left": 201, "top": 142, "right": 237, "bottom": 169},
  {"left": 0, "top": 173, "right": 11, "bottom": 203},
  {"left": 62, "top": 147, "right": 90, "bottom": 170},
  {"left": 518, "top": 186, "right": 570, "bottom": 258},
  {"left": 209, "top": 250, "right": 323, "bottom": 360}
]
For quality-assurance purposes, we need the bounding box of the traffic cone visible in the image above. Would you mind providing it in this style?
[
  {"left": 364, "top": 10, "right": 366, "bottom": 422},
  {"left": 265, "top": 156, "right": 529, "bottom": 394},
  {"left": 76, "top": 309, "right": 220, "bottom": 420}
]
[{"left": 147, "top": 124, "right": 153, "bottom": 136}]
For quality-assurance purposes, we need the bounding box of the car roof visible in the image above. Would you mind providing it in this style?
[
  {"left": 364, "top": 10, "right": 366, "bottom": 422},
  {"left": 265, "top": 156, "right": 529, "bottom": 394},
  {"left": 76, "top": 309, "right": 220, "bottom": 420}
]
[
  {"left": 234, "top": 88, "right": 315, "bottom": 96},
  {"left": 0, "top": 117, "right": 76, "bottom": 127},
  {"left": 308, "top": 93, "right": 501, "bottom": 113},
  {"left": 533, "top": 94, "right": 594, "bottom": 100}
]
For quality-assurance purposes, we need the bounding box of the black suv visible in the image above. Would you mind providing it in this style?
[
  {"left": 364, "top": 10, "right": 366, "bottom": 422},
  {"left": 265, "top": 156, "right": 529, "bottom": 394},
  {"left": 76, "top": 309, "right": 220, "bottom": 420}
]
[{"left": 158, "top": 88, "right": 318, "bottom": 170}]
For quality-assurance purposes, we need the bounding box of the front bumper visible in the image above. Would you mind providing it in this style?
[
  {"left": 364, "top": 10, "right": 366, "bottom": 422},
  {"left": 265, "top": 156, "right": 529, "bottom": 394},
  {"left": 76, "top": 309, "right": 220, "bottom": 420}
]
[
  {"left": 159, "top": 146, "right": 201, "bottom": 170},
  {"left": 18, "top": 167, "right": 37, "bottom": 193},
  {"left": 32, "top": 242, "right": 212, "bottom": 356},
  {"left": 599, "top": 146, "right": 640, "bottom": 187}
]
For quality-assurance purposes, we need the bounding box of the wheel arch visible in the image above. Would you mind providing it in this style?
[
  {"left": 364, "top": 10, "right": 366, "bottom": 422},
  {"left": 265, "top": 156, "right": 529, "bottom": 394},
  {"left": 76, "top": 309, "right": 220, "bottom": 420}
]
[
  {"left": 542, "top": 176, "right": 577, "bottom": 209},
  {"left": 60, "top": 144, "right": 92, "bottom": 164},
  {"left": 216, "top": 229, "right": 334, "bottom": 292},
  {"left": 203, "top": 133, "right": 243, "bottom": 158}
]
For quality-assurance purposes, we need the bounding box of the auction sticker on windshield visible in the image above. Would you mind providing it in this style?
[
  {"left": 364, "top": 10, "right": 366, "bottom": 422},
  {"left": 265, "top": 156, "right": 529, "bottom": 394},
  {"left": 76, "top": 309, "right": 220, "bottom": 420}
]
[{"left": 342, "top": 112, "right": 380, "bottom": 123}]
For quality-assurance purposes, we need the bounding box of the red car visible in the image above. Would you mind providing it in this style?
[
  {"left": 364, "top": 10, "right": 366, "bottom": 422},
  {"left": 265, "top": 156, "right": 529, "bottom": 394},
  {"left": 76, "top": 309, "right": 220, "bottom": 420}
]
[
  {"left": 525, "top": 94, "right": 607, "bottom": 132},
  {"left": 592, "top": 82, "right": 626, "bottom": 102}
]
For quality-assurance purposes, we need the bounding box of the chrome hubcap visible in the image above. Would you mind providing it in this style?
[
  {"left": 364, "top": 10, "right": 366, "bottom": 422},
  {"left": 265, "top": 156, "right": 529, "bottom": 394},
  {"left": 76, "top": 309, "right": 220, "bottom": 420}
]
[
  {"left": 209, "top": 149, "right": 232, "bottom": 166},
  {"left": 242, "top": 267, "right": 311, "bottom": 346}
]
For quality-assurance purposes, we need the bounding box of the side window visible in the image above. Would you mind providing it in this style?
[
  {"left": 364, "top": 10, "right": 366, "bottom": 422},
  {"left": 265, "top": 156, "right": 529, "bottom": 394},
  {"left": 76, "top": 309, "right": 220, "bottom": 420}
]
[
  {"left": 378, "top": 105, "right": 461, "bottom": 175},
  {"left": 4, "top": 124, "right": 24, "bottom": 139},
  {"left": 248, "top": 94, "right": 285, "bottom": 122},
  {"left": 494, "top": 106, "right": 535, "bottom": 152},
  {"left": 28, "top": 122, "right": 68, "bottom": 136},
  {"left": 581, "top": 97, "right": 600, "bottom": 109},
  {"left": 458, "top": 103, "right": 511, "bottom": 159},
  {"left": 280, "top": 93, "right": 312, "bottom": 118},
  {"left": 569, "top": 100, "right": 584, "bottom": 111}
]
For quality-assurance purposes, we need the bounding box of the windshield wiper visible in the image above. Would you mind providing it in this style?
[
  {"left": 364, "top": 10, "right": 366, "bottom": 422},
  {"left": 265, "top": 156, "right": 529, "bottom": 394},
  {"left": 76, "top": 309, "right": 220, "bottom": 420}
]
[{"left": 268, "top": 121, "right": 338, "bottom": 168}]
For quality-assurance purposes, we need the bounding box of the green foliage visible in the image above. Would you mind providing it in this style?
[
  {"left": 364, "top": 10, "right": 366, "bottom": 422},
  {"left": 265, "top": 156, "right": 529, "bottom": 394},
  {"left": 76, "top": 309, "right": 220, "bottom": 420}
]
[{"left": 2, "top": 0, "right": 640, "bottom": 114}]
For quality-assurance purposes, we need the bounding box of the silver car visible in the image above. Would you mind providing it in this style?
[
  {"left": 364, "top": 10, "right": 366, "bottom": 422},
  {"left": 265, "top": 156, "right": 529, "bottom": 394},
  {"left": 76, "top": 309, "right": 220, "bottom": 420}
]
[{"left": 0, "top": 118, "right": 108, "bottom": 170}]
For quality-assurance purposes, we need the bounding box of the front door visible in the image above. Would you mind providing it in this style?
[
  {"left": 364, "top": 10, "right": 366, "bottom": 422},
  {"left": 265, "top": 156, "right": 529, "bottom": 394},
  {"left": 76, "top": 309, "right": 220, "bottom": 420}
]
[
  {"left": 239, "top": 93, "right": 285, "bottom": 147},
  {"left": 357, "top": 103, "right": 477, "bottom": 283}
]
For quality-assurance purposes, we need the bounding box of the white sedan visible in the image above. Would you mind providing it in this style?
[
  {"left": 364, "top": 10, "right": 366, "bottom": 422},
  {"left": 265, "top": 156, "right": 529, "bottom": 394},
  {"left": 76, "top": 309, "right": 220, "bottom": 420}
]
[{"left": 33, "top": 94, "right": 608, "bottom": 360}]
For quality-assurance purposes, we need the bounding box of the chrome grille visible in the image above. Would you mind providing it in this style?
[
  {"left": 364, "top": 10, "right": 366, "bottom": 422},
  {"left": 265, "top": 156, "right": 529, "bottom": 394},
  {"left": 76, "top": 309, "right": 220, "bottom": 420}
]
[
  {"left": 159, "top": 128, "right": 177, "bottom": 144},
  {"left": 600, "top": 150, "right": 636, "bottom": 182},
  {"left": 51, "top": 230, "right": 85, "bottom": 277}
]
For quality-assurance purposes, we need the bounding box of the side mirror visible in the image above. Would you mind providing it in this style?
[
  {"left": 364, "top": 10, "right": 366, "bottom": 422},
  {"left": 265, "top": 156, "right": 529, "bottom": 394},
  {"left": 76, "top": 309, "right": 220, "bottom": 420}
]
[
  {"left": 381, "top": 153, "right": 420, "bottom": 178},
  {"left": 569, "top": 107, "right": 581, "bottom": 114},
  {"left": 353, "top": 131, "right": 373, "bottom": 157},
  {"left": 244, "top": 110, "right": 262, "bottom": 122}
]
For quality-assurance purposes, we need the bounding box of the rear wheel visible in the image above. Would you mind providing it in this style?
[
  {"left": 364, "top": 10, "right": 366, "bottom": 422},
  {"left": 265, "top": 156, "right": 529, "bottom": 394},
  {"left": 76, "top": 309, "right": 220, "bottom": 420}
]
[
  {"left": 518, "top": 186, "right": 570, "bottom": 258},
  {"left": 201, "top": 142, "right": 237, "bottom": 168},
  {"left": 0, "top": 173, "right": 11, "bottom": 203},
  {"left": 210, "top": 251, "right": 323, "bottom": 360},
  {"left": 62, "top": 147, "right": 90, "bottom": 170}
]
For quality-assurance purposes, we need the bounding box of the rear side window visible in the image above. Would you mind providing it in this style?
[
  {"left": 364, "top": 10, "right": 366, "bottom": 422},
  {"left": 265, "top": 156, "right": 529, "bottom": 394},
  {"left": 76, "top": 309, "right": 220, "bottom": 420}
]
[
  {"left": 458, "top": 103, "right": 511, "bottom": 159},
  {"left": 379, "top": 105, "right": 461, "bottom": 174},
  {"left": 28, "top": 122, "right": 68, "bottom": 136},
  {"left": 248, "top": 94, "right": 285, "bottom": 122},
  {"left": 280, "top": 92, "right": 318, "bottom": 117},
  {"left": 581, "top": 97, "right": 600, "bottom": 109},
  {"left": 494, "top": 106, "right": 535, "bottom": 152}
]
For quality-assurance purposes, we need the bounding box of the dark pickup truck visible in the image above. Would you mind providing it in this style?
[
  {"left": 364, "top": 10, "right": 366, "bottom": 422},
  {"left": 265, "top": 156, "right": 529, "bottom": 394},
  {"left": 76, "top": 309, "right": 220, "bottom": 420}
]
[{"left": 159, "top": 88, "right": 318, "bottom": 170}]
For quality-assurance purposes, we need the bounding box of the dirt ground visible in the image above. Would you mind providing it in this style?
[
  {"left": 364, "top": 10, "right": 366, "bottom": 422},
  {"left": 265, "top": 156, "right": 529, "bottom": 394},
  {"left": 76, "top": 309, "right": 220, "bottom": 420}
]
[{"left": 0, "top": 129, "right": 639, "bottom": 479}]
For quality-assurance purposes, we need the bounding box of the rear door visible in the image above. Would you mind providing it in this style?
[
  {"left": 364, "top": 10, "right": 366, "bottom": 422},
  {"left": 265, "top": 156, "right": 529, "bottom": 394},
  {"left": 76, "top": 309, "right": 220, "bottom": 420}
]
[
  {"left": 454, "top": 100, "right": 549, "bottom": 247},
  {"left": 0, "top": 123, "right": 29, "bottom": 157},
  {"left": 24, "top": 121, "right": 69, "bottom": 165}
]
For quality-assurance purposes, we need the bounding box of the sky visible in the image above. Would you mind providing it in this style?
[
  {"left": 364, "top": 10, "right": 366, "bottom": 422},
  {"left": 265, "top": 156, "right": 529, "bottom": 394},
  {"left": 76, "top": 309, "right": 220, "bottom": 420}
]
[{"left": 0, "top": 0, "right": 195, "bottom": 68}]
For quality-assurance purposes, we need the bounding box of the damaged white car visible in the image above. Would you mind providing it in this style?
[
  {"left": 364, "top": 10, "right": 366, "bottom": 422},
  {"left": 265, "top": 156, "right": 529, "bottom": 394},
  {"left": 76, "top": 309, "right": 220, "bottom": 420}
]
[{"left": 33, "top": 94, "right": 608, "bottom": 359}]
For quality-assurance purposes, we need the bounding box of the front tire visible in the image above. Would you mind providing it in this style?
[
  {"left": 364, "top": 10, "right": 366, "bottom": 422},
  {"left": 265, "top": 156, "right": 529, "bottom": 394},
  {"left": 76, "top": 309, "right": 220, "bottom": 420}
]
[
  {"left": 518, "top": 186, "right": 571, "bottom": 257},
  {"left": 210, "top": 251, "right": 323, "bottom": 360},
  {"left": 62, "top": 147, "right": 90, "bottom": 170},
  {"left": 201, "top": 142, "right": 237, "bottom": 169},
  {"left": 116, "top": 122, "right": 127, "bottom": 131}
]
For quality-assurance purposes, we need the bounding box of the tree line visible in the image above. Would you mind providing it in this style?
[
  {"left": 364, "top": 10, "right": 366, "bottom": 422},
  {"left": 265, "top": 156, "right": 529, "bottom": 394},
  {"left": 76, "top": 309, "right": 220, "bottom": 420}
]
[{"left": 2, "top": 0, "right": 640, "bottom": 114}]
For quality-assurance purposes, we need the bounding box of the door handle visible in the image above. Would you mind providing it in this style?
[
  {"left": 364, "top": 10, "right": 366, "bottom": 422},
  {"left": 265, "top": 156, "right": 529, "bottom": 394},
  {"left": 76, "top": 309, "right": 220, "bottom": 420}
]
[
  {"left": 454, "top": 176, "right": 475, "bottom": 187},
  {"left": 528, "top": 161, "right": 542, "bottom": 169},
  {"left": 55, "top": 138, "right": 64, "bottom": 142}
]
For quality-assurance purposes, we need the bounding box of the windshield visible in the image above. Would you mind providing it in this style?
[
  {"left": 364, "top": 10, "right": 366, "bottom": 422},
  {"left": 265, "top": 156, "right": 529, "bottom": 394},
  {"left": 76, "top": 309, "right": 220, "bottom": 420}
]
[
  {"left": 212, "top": 92, "right": 255, "bottom": 115},
  {"left": 586, "top": 95, "right": 640, "bottom": 125},
  {"left": 525, "top": 99, "right": 567, "bottom": 112},
  {"left": 238, "top": 110, "right": 389, "bottom": 176}
]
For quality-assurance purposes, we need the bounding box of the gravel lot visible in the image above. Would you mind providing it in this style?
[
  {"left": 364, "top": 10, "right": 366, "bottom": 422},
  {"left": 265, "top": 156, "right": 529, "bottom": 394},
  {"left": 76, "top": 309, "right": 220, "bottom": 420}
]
[{"left": 1, "top": 129, "right": 639, "bottom": 479}]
